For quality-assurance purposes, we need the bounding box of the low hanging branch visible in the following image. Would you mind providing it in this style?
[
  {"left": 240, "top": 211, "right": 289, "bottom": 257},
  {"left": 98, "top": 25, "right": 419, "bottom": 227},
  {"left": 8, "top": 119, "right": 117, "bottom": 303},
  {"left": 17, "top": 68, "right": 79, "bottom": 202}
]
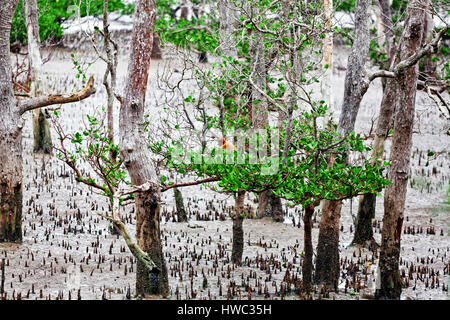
[{"left": 18, "top": 76, "right": 96, "bottom": 115}]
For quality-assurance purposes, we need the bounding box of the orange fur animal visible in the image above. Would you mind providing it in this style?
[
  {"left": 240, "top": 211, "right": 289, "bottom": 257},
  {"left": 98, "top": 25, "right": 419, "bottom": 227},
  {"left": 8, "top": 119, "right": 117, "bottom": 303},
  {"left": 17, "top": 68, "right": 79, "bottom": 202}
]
[{"left": 217, "top": 137, "right": 236, "bottom": 151}]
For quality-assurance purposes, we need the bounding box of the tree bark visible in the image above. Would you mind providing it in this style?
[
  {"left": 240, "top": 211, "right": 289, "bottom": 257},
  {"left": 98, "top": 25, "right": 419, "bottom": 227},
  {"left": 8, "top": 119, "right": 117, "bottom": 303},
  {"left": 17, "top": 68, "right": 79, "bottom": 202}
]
[
  {"left": 173, "top": 187, "right": 187, "bottom": 222},
  {"left": 352, "top": 192, "right": 378, "bottom": 248},
  {"left": 314, "top": 199, "right": 342, "bottom": 290},
  {"left": 151, "top": 32, "right": 162, "bottom": 59},
  {"left": 315, "top": 0, "right": 370, "bottom": 290},
  {"left": 302, "top": 204, "right": 315, "bottom": 291},
  {"left": 218, "top": 0, "right": 239, "bottom": 58},
  {"left": 352, "top": 0, "right": 396, "bottom": 248},
  {"left": 0, "top": 0, "right": 22, "bottom": 243},
  {"left": 32, "top": 108, "right": 52, "bottom": 153},
  {"left": 24, "top": 0, "right": 52, "bottom": 154},
  {"left": 231, "top": 191, "right": 245, "bottom": 265},
  {"left": 376, "top": 0, "right": 425, "bottom": 300},
  {"left": 102, "top": 0, "right": 118, "bottom": 163},
  {"left": 321, "top": 0, "right": 333, "bottom": 122},
  {"left": 418, "top": 2, "right": 436, "bottom": 84},
  {"left": 119, "top": 0, "right": 168, "bottom": 297},
  {"left": 257, "top": 190, "right": 284, "bottom": 222}
]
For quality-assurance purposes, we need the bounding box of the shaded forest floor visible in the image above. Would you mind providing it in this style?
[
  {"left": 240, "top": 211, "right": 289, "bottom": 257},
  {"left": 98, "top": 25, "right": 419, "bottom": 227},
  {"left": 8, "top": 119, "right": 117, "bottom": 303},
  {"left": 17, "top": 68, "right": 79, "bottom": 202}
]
[{"left": 0, "top": 43, "right": 449, "bottom": 300}]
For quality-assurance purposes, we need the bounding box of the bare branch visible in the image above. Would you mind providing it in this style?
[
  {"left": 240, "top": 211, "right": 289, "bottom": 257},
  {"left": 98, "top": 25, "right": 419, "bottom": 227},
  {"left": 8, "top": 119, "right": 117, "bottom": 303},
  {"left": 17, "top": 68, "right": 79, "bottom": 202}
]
[
  {"left": 18, "top": 76, "right": 96, "bottom": 115},
  {"left": 161, "top": 177, "right": 219, "bottom": 193},
  {"left": 367, "top": 25, "right": 449, "bottom": 84}
]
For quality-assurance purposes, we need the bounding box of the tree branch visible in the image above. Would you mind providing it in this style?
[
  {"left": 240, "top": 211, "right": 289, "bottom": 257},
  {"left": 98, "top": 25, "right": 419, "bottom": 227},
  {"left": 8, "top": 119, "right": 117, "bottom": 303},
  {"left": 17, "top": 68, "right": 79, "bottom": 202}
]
[
  {"left": 393, "top": 26, "right": 449, "bottom": 75},
  {"left": 18, "top": 76, "right": 96, "bottom": 115},
  {"left": 98, "top": 213, "right": 159, "bottom": 273},
  {"left": 161, "top": 177, "right": 219, "bottom": 192},
  {"left": 368, "top": 25, "right": 449, "bottom": 83}
]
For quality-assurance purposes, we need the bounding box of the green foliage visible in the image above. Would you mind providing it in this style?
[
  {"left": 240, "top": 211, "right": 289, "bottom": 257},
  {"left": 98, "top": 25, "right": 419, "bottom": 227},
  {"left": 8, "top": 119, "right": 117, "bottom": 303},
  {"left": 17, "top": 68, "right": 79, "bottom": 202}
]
[
  {"left": 147, "top": 0, "right": 390, "bottom": 211},
  {"left": 11, "top": 1, "right": 27, "bottom": 45},
  {"left": 335, "top": 0, "right": 408, "bottom": 13},
  {"left": 440, "top": 29, "right": 450, "bottom": 80},
  {"left": 153, "top": 103, "right": 390, "bottom": 208},
  {"left": 335, "top": 0, "right": 355, "bottom": 12},
  {"left": 11, "top": 0, "right": 133, "bottom": 44},
  {"left": 53, "top": 110, "right": 128, "bottom": 199},
  {"left": 155, "top": 0, "right": 219, "bottom": 53}
]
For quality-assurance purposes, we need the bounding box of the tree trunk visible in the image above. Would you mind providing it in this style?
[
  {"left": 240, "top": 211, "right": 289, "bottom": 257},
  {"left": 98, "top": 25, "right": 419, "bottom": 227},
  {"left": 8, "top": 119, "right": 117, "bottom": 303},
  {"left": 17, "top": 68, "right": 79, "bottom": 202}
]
[
  {"left": 119, "top": 0, "right": 168, "bottom": 297},
  {"left": 418, "top": 3, "right": 436, "bottom": 84},
  {"left": 174, "top": 187, "right": 187, "bottom": 222},
  {"left": 0, "top": 135, "right": 23, "bottom": 242},
  {"left": 0, "top": 0, "right": 22, "bottom": 243},
  {"left": 314, "top": 199, "right": 342, "bottom": 290},
  {"left": 321, "top": 0, "right": 333, "bottom": 122},
  {"left": 352, "top": 192, "right": 377, "bottom": 248},
  {"left": 25, "top": 0, "right": 52, "bottom": 154},
  {"left": 315, "top": 0, "right": 370, "bottom": 290},
  {"left": 218, "top": 0, "right": 238, "bottom": 58},
  {"left": 257, "top": 190, "right": 284, "bottom": 222},
  {"left": 151, "top": 32, "right": 162, "bottom": 59},
  {"left": 231, "top": 191, "right": 245, "bottom": 265},
  {"left": 302, "top": 204, "right": 315, "bottom": 291},
  {"left": 198, "top": 51, "right": 208, "bottom": 63},
  {"left": 249, "top": 14, "right": 285, "bottom": 220},
  {"left": 102, "top": 0, "right": 118, "bottom": 163},
  {"left": 352, "top": 0, "right": 396, "bottom": 248},
  {"left": 376, "top": 0, "right": 425, "bottom": 300},
  {"left": 32, "top": 108, "right": 52, "bottom": 153}
]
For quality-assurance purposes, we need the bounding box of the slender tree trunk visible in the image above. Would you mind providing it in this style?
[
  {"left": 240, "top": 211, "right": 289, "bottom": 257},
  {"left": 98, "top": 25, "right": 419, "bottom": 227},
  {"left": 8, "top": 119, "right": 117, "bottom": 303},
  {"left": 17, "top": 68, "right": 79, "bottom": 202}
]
[
  {"left": 255, "top": 0, "right": 295, "bottom": 220},
  {"left": 231, "top": 191, "right": 245, "bottom": 265},
  {"left": 174, "top": 187, "right": 187, "bottom": 222},
  {"left": 25, "top": 0, "right": 52, "bottom": 154},
  {"left": 119, "top": 0, "right": 168, "bottom": 297},
  {"left": 315, "top": 0, "right": 370, "bottom": 290},
  {"left": 0, "top": 0, "right": 22, "bottom": 243},
  {"left": 218, "top": 0, "right": 237, "bottom": 58},
  {"left": 352, "top": 0, "right": 396, "bottom": 248},
  {"left": 151, "top": 32, "right": 162, "bottom": 59},
  {"left": 249, "top": 26, "right": 284, "bottom": 222},
  {"left": 302, "top": 204, "right": 315, "bottom": 291},
  {"left": 376, "top": 0, "right": 425, "bottom": 300},
  {"left": 102, "top": 0, "right": 121, "bottom": 236},
  {"left": 321, "top": 0, "right": 333, "bottom": 122},
  {"left": 419, "top": 3, "right": 436, "bottom": 84},
  {"left": 102, "top": 0, "right": 118, "bottom": 163}
]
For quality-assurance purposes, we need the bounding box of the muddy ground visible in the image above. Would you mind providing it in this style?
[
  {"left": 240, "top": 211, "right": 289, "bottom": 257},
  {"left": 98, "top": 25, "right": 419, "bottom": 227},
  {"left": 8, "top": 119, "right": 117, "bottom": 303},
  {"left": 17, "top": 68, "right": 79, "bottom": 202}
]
[{"left": 0, "top": 41, "right": 449, "bottom": 300}]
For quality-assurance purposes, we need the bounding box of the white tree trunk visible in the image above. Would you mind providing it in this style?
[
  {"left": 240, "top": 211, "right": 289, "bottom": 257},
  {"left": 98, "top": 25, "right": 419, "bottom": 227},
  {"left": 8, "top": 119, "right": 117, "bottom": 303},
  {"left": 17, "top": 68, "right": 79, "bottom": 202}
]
[
  {"left": 25, "top": 0, "right": 52, "bottom": 154},
  {"left": 321, "top": 0, "right": 333, "bottom": 122}
]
